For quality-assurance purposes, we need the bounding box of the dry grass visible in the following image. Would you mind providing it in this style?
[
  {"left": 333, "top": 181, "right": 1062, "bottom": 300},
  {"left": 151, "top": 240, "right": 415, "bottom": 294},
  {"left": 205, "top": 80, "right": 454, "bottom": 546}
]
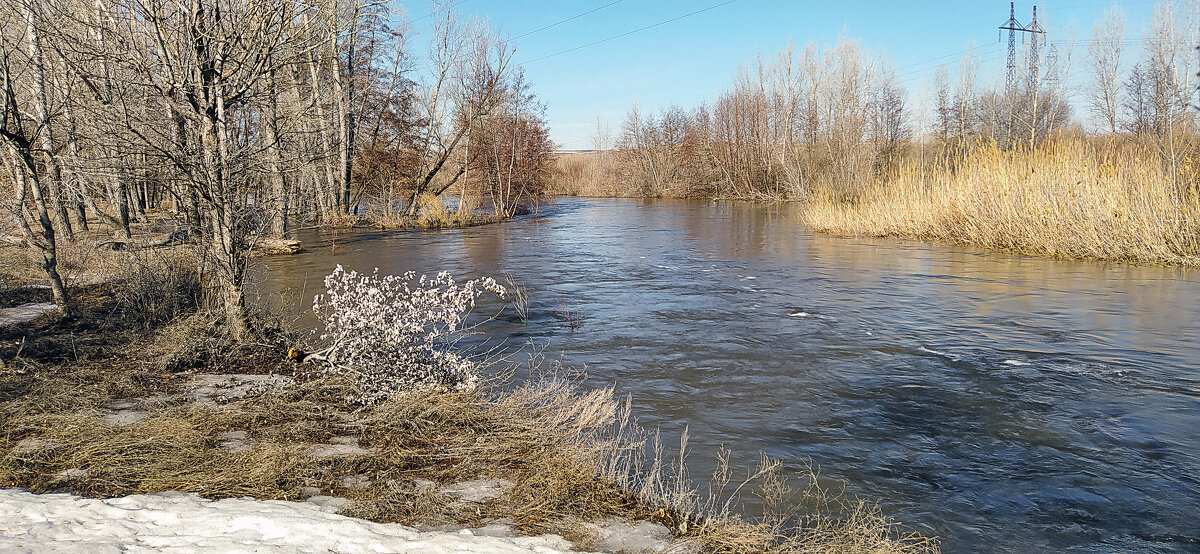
[
  {"left": 548, "top": 152, "right": 634, "bottom": 197},
  {"left": 0, "top": 361, "right": 644, "bottom": 529},
  {"left": 690, "top": 463, "right": 939, "bottom": 554},
  {"left": 362, "top": 194, "right": 499, "bottom": 230},
  {"left": 0, "top": 354, "right": 936, "bottom": 553},
  {"left": 801, "top": 138, "right": 1200, "bottom": 266}
]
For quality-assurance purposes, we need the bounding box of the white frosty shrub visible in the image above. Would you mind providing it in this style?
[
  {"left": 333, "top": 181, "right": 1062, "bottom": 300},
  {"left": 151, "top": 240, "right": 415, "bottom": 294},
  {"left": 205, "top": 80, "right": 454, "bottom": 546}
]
[{"left": 311, "top": 265, "right": 505, "bottom": 405}]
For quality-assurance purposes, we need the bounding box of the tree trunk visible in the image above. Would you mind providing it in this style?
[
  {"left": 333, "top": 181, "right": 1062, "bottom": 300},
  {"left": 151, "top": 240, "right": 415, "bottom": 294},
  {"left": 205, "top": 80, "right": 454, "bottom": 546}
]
[
  {"left": 23, "top": 4, "right": 73, "bottom": 240},
  {"left": 304, "top": 51, "right": 339, "bottom": 219},
  {"left": 109, "top": 178, "right": 132, "bottom": 239},
  {"left": 210, "top": 44, "right": 249, "bottom": 342},
  {"left": 264, "top": 68, "right": 288, "bottom": 236},
  {"left": 7, "top": 143, "right": 70, "bottom": 315}
]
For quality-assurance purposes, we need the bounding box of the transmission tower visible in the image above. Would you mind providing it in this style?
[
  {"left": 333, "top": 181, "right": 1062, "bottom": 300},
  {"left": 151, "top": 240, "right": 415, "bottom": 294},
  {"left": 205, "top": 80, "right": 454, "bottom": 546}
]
[
  {"left": 999, "top": 2, "right": 1023, "bottom": 92},
  {"left": 1027, "top": 5, "right": 1045, "bottom": 90},
  {"left": 998, "top": 3, "right": 1046, "bottom": 92},
  {"left": 1043, "top": 44, "right": 1059, "bottom": 90}
]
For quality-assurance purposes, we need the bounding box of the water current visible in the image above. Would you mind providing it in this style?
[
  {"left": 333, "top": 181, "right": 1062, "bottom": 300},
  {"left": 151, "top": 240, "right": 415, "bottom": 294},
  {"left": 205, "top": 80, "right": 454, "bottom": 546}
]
[{"left": 253, "top": 198, "right": 1200, "bottom": 552}]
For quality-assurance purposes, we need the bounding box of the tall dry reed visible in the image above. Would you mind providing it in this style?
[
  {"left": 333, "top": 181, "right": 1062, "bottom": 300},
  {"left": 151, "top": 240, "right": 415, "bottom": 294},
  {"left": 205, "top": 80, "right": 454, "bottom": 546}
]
[
  {"left": 801, "top": 139, "right": 1200, "bottom": 266},
  {"left": 547, "top": 152, "right": 633, "bottom": 197}
]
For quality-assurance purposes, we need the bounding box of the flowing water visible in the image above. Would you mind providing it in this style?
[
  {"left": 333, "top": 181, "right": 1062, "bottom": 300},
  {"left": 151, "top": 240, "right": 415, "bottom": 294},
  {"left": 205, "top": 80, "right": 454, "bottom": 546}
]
[{"left": 254, "top": 198, "right": 1200, "bottom": 553}]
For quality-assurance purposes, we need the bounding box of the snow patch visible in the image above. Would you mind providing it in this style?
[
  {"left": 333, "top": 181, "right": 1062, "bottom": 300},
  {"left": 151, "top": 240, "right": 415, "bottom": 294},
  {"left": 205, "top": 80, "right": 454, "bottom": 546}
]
[
  {"left": 340, "top": 475, "right": 373, "bottom": 490},
  {"left": 8, "top": 438, "right": 62, "bottom": 459},
  {"left": 0, "top": 489, "right": 589, "bottom": 553},
  {"left": 217, "top": 430, "right": 251, "bottom": 454},
  {"left": 309, "top": 436, "right": 378, "bottom": 458},
  {"left": 304, "top": 495, "right": 352, "bottom": 511},
  {"left": 52, "top": 469, "right": 89, "bottom": 483},
  {"left": 580, "top": 517, "right": 676, "bottom": 553},
  {"left": 102, "top": 410, "right": 147, "bottom": 427},
  {"left": 440, "top": 478, "right": 513, "bottom": 503},
  {"left": 0, "top": 302, "right": 56, "bottom": 327},
  {"left": 187, "top": 374, "right": 294, "bottom": 405}
]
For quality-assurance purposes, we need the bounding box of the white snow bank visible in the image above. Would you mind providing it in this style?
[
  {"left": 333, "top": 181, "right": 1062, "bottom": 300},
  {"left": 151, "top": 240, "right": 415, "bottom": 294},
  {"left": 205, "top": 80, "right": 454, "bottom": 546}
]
[{"left": 0, "top": 489, "right": 588, "bottom": 553}]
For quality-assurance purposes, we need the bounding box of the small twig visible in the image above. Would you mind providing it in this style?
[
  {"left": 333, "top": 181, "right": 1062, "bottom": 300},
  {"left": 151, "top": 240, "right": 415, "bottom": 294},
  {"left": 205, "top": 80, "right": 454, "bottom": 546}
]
[{"left": 558, "top": 296, "right": 580, "bottom": 331}]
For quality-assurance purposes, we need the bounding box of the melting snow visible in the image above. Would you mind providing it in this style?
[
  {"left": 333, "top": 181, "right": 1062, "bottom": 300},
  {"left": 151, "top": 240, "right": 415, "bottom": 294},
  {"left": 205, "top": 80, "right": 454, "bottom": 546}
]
[
  {"left": 0, "top": 489, "right": 587, "bottom": 553},
  {"left": 0, "top": 302, "right": 56, "bottom": 327}
]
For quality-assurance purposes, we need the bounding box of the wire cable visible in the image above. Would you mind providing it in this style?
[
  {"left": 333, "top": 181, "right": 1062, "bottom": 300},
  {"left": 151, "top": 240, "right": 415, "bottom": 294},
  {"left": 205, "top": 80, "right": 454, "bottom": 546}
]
[
  {"left": 511, "top": 0, "right": 625, "bottom": 41},
  {"left": 521, "top": 0, "right": 739, "bottom": 64}
]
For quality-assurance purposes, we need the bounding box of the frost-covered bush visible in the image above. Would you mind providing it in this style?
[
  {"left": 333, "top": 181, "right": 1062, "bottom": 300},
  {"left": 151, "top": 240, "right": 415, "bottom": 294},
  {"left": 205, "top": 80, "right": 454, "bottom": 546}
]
[{"left": 311, "top": 265, "right": 505, "bottom": 405}]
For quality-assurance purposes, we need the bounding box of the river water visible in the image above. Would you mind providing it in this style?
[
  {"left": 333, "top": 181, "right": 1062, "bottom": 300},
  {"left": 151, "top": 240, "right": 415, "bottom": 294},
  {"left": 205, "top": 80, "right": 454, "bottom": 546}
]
[{"left": 253, "top": 198, "right": 1200, "bottom": 553}]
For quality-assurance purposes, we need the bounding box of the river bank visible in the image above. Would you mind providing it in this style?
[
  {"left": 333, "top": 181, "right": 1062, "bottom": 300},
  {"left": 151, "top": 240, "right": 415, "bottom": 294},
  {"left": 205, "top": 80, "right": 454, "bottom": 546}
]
[{"left": 0, "top": 237, "right": 936, "bottom": 553}]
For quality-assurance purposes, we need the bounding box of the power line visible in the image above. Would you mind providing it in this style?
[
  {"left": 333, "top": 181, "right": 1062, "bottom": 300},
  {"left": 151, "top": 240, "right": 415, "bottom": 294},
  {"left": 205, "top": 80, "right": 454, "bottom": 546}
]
[
  {"left": 407, "top": 0, "right": 471, "bottom": 24},
  {"left": 520, "top": 0, "right": 739, "bottom": 65},
  {"left": 511, "top": 0, "right": 625, "bottom": 41},
  {"left": 894, "top": 35, "right": 1147, "bottom": 88},
  {"left": 896, "top": 52, "right": 1007, "bottom": 86},
  {"left": 896, "top": 43, "right": 1004, "bottom": 73}
]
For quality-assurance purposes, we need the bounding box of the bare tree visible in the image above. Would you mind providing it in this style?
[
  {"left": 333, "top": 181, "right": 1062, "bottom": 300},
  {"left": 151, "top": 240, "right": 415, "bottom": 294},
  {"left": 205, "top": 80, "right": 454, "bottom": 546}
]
[
  {"left": 476, "top": 70, "right": 552, "bottom": 217},
  {"left": 934, "top": 65, "right": 951, "bottom": 141},
  {"left": 0, "top": 17, "right": 69, "bottom": 313},
  {"left": 48, "top": 0, "right": 321, "bottom": 340},
  {"left": 952, "top": 51, "right": 977, "bottom": 139},
  {"left": 401, "top": 8, "right": 511, "bottom": 216},
  {"left": 867, "top": 72, "right": 908, "bottom": 163},
  {"left": 18, "top": 1, "right": 74, "bottom": 239},
  {"left": 1088, "top": 7, "right": 1125, "bottom": 134}
]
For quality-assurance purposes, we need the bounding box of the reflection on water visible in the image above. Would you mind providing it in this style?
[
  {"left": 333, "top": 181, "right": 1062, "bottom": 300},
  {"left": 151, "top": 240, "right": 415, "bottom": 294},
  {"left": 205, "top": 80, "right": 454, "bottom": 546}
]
[{"left": 253, "top": 198, "right": 1200, "bottom": 553}]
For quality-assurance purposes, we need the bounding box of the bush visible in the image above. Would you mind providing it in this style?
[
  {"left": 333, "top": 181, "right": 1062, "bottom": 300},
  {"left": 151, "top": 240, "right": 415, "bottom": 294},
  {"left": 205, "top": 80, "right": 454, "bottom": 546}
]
[
  {"left": 114, "top": 255, "right": 202, "bottom": 328},
  {"left": 309, "top": 266, "right": 505, "bottom": 405}
]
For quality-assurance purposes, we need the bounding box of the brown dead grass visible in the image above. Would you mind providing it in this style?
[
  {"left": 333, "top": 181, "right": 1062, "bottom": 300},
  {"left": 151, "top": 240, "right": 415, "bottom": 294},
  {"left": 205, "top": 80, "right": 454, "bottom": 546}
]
[
  {"left": 801, "top": 139, "right": 1200, "bottom": 266},
  {"left": 548, "top": 152, "right": 635, "bottom": 198},
  {"left": 0, "top": 355, "right": 937, "bottom": 553}
]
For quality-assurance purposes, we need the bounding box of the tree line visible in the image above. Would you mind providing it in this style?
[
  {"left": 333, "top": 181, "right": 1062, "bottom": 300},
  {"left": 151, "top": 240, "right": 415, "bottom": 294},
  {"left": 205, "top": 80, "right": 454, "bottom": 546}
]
[
  {"left": 1, "top": 0, "right": 554, "bottom": 339},
  {"left": 565, "top": 3, "right": 1199, "bottom": 201}
]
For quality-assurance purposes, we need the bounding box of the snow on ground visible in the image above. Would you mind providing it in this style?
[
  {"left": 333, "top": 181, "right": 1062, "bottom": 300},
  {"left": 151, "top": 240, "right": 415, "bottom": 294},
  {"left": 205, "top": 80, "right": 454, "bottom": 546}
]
[
  {"left": 0, "top": 302, "right": 56, "bottom": 327},
  {"left": 0, "top": 489, "right": 589, "bottom": 553}
]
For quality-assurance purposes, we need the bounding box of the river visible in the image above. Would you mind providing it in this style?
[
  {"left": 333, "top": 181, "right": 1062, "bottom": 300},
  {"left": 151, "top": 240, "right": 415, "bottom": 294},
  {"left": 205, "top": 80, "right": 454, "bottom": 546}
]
[{"left": 253, "top": 198, "right": 1200, "bottom": 552}]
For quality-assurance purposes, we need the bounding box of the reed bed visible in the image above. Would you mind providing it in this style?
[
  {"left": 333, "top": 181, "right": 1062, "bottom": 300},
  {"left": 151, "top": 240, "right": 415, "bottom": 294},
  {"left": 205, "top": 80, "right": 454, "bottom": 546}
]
[
  {"left": 548, "top": 152, "right": 634, "bottom": 198},
  {"left": 801, "top": 140, "right": 1200, "bottom": 266}
]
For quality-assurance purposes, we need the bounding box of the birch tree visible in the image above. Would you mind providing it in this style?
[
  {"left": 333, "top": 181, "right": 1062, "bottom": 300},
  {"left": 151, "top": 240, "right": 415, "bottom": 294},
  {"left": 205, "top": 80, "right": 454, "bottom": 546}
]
[
  {"left": 0, "top": 19, "right": 70, "bottom": 313},
  {"left": 1088, "top": 8, "right": 1125, "bottom": 134}
]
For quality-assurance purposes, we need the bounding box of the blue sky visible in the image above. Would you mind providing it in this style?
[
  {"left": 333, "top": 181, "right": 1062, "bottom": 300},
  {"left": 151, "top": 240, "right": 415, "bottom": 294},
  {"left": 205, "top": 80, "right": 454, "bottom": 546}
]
[{"left": 405, "top": 1, "right": 1169, "bottom": 149}]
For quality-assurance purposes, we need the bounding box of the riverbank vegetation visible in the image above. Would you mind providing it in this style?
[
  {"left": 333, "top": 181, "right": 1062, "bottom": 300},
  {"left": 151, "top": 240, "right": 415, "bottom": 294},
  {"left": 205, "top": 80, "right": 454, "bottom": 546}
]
[
  {"left": 1, "top": 0, "right": 554, "bottom": 337},
  {"left": 551, "top": 2, "right": 1200, "bottom": 266},
  {"left": 0, "top": 250, "right": 937, "bottom": 553},
  {"left": 802, "top": 139, "right": 1200, "bottom": 265}
]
